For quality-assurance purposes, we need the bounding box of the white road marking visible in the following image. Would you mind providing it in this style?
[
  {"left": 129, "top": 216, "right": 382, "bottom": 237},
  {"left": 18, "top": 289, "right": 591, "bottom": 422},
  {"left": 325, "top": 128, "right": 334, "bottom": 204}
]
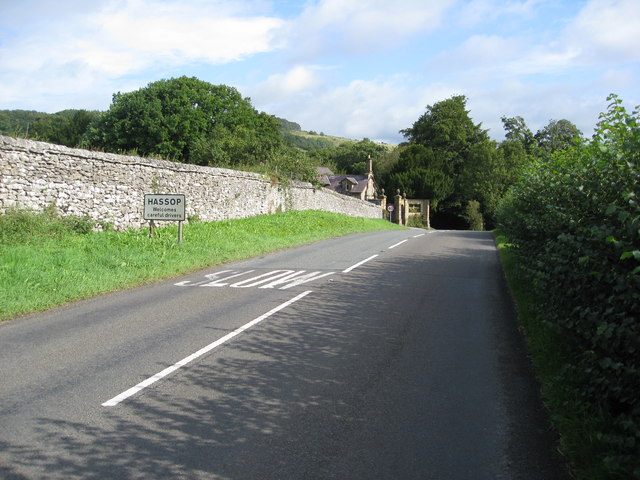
[
  {"left": 176, "top": 269, "right": 334, "bottom": 290},
  {"left": 259, "top": 271, "right": 335, "bottom": 289},
  {"left": 202, "top": 270, "right": 255, "bottom": 286},
  {"left": 230, "top": 270, "right": 297, "bottom": 288},
  {"left": 388, "top": 239, "right": 408, "bottom": 249},
  {"left": 343, "top": 254, "right": 378, "bottom": 273},
  {"left": 412, "top": 233, "right": 426, "bottom": 238},
  {"left": 174, "top": 270, "right": 257, "bottom": 287},
  {"left": 102, "top": 290, "right": 313, "bottom": 407}
]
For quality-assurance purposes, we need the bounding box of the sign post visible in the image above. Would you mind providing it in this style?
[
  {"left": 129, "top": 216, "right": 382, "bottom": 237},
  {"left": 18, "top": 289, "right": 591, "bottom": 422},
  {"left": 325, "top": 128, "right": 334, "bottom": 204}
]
[
  {"left": 143, "top": 194, "right": 186, "bottom": 243},
  {"left": 387, "top": 204, "right": 395, "bottom": 223}
]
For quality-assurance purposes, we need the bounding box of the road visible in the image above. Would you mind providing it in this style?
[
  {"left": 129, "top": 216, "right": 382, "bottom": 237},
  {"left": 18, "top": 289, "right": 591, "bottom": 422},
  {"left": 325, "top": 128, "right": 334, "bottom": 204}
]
[{"left": 0, "top": 229, "right": 569, "bottom": 479}]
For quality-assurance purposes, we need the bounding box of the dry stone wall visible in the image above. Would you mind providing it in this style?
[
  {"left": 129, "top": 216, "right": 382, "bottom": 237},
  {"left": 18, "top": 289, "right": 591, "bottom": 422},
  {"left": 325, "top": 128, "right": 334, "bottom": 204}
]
[{"left": 0, "top": 135, "right": 382, "bottom": 230}]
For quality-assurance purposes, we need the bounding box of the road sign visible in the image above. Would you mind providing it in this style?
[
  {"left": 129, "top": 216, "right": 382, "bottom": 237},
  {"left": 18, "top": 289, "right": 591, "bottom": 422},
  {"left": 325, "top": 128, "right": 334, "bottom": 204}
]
[
  {"left": 144, "top": 194, "right": 186, "bottom": 221},
  {"left": 387, "top": 205, "right": 395, "bottom": 212}
]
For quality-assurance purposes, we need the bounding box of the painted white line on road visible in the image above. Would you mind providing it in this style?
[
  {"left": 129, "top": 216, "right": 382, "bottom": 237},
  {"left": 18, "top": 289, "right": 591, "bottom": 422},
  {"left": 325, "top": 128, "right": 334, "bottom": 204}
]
[
  {"left": 412, "top": 233, "right": 426, "bottom": 238},
  {"left": 388, "top": 239, "right": 408, "bottom": 249},
  {"left": 230, "top": 270, "right": 296, "bottom": 288},
  {"left": 102, "top": 290, "right": 313, "bottom": 407},
  {"left": 203, "top": 270, "right": 255, "bottom": 287},
  {"left": 343, "top": 254, "right": 378, "bottom": 273},
  {"left": 260, "top": 271, "right": 335, "bottom": 289}
]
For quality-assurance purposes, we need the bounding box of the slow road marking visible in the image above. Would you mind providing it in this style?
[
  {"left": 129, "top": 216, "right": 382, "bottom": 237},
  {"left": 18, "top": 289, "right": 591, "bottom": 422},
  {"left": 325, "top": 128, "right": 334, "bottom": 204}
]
[
  {"left": 175, "top": 270, "right": 334, "bottom": 290},
  {"left": 106, "top": 235, "right": 425, "bottom": 406},
  {"left": 102, "top": 290, "right": 313, "bottom": 407}
]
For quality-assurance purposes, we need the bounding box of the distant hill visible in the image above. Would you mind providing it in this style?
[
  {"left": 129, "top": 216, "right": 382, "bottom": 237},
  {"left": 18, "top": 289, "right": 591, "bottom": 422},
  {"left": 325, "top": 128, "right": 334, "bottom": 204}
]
[
  {"left": 276, "top": 117, "right": 301, "bottom": 132},
  {"left": 283, "top": 130, "right": 346, "bottom": 151},
  {"left": 0, "top": 110, "right": 48, "bottom": 137},
  {"left": 276, "top": 116, "right": 371, "bottom": 151},
  {"left": 1, "top": 109, "right": 390, "bottom": 153}
]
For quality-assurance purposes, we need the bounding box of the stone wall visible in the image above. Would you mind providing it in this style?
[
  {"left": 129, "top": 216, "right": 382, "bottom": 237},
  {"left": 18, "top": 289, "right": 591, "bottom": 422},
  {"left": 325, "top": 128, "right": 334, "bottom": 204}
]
[{"left": 0, "top": 135, "right": 382, "bottom": 230}]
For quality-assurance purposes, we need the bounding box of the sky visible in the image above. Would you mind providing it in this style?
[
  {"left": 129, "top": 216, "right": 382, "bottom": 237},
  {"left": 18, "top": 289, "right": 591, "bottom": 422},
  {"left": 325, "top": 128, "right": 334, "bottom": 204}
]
[{"left": 1, "top": 0, "right": 639, "bottom": 144}]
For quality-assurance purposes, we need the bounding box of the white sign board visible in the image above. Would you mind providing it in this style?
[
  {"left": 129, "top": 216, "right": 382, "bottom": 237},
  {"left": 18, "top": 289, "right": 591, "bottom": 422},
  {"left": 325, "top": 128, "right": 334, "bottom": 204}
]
[
  {"left": 144, "top": 194, "right": 186, "bottom": 221},
  {"left": 387, "top": 205, "right": 395, "bottom": 212}
]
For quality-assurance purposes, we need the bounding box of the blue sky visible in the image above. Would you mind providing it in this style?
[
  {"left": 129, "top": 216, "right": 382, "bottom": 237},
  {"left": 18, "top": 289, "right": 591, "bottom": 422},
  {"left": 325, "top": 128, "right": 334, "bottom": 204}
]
[{"left": 1, "top": 0, "right": 639, "bottom": 143}]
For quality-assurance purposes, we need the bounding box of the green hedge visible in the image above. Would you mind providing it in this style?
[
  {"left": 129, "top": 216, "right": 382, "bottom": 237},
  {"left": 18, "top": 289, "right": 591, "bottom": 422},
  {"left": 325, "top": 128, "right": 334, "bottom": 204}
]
[{"left": 497, "top": 95, "right": 639, "bottom": 478}]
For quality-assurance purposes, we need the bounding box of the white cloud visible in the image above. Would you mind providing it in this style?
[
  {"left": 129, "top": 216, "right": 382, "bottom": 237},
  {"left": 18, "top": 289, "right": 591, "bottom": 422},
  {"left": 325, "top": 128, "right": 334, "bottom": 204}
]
[
  {"left": 253, "top": 75, "right": 458, "bottom": 144},
  {"left": 253, "top": 66, "right": 326, "bottom": 102},
  {"left": 434, "top": 0, "right": 640, "bottom": 82},
  {"left": 564, "top": 0, "right": 640, "bottom": 63},
  {"left": 458, "top": 0, "right": 544, "bottom": 27},
  {"left": 286, "top": 0, "right": 454, "bottom": 58},
  {"left": 500, "top": 0, "right": 640, "bottom": 74},
  {"left": 92, "top": 1, "right": 285, "bottom": 69},
  {"left": 429, "top": 34, "right": 523, "bottom": 75},
  {"left": 1, "top": 0, "right": 638, "bottom": 144},
  {"left": 0, "top": 0, "right": 285, "bottom": 110}
]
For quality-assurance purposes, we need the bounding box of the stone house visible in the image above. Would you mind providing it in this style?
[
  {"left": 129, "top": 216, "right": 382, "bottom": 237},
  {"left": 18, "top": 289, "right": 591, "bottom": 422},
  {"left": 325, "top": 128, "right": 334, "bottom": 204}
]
[{"left": 316, "top": 156, "right": 380, "bottom": 203}]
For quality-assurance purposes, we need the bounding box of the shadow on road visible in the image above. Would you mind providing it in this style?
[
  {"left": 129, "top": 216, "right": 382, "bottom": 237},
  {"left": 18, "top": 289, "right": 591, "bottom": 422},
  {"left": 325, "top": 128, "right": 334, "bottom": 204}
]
[{"left": 1, "top": 232, "right": 569, "bottom": 479}]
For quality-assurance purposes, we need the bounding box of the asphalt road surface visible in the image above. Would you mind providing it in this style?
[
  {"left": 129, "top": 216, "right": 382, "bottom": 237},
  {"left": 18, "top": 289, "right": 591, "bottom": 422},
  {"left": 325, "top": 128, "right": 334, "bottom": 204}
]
[{"left": 0, "top": 229, "right": 570, "bottom": 479}]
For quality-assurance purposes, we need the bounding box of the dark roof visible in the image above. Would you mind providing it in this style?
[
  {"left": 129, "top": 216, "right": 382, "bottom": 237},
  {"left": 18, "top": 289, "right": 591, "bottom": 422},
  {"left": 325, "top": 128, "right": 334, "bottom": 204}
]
[
  {"left": 315, "top": 167, "right": 334, "bottom": 186},
  {"left": 316, "top": 167, "right": 376, "bottom": 196},
  {"left": 327, "top": 174, "right": 369, "bottom": 194}
]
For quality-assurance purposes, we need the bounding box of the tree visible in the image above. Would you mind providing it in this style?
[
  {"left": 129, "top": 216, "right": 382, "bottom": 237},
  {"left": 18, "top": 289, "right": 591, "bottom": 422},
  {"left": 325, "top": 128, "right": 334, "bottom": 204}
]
[
  {"left": 398, "top": 95, "right": 495, "bottom": 227},
  {"left": 382, "top": 145, "right": 453, "bottom": 208},
  {"left": 85, "top": 76, "right": 282, "bottom": 164},
  {"left": 501, "top": 115, "right": 536, "bottom": 154},
  {"left": 32, "top": 110, "right": 99, "bottom": 147},
  {"left": 330, "top": 138, "right": 387, "bottom": 174},
  {"left": 0, "top": 110, "right": 47, "bottom": 138},
  {"left": 276, "top": 117, "right": 301, "bottom": 132},
  {"left": 457, "top": 139, "right": 528, "bottom": 227},
  {"left": 534, "top": 118, "right": 582, "bottom": 154},
  {"left": 388, "top": 168, "right": 453, "bottom": 207},
  {"left": 400, "top": 95, "right": 489, "bottom": 177}
]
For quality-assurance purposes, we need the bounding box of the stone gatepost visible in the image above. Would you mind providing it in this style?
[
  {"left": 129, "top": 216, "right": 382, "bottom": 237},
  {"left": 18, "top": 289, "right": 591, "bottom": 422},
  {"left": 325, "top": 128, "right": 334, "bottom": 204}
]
[
  {"left": 394, "top": 189, "right": 405, "bottom": 225},
  {"left": 402, "top": 191, "right": 409, "bottom": 226},
  {"left": 379, "top": 189, "right": 388, "bottom": 220}
]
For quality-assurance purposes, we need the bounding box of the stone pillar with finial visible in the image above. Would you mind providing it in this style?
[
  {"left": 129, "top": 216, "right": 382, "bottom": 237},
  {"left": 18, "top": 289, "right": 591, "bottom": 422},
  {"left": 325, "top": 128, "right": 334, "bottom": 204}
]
[{"left": 394, "top": 189, "right": 403, "bottom": 225}]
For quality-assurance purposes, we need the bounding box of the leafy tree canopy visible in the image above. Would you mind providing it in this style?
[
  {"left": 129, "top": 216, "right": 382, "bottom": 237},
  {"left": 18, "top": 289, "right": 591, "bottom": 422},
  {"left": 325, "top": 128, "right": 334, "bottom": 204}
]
[
  {"left": 282, "top": 132, "right": 334, "bottom": 151},
  {"left": 534, "top": 118, "right": 582, "bottom": 154},
  {"left": 85, "top": 76, "right": 282, "bottom": 164},
  {"left": 330, "top": 138, "right": 387, "bottom": 174},
  {"left": 0, "top": 110, "right": 48, "bottom": 138},
  {"left": 277, "top": 117, "right": 301, "bottom": 132},
  {"left": 501, "top": 115, "right": 536, "bottom": 154},
  {"left": 400, "top": 95, "right": 489, "bottom": 175},
  {"left": 501, "top": 115, "right": 583, "bottom": 156},
  {"left": 496, "top": 95, "right": 639, "bottom": 475},
  {"left": 32, "top": 110, "right": 99, "bottom": 147}
]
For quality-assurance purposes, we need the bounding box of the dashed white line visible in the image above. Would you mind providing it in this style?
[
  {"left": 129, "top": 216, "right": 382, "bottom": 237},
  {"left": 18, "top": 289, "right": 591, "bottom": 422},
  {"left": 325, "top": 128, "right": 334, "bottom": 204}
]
[
  {"left": 388, "top": 239, "right": 408, "bottom": 249},
  {"left": 102, "top": 290, "right": 313, "bottom": 407},
  {"left": 412, "top": 233, "right": 426, "bottom": 238},
  {"left": 343, "top": 254, "right": 379, "bottom": 273}
]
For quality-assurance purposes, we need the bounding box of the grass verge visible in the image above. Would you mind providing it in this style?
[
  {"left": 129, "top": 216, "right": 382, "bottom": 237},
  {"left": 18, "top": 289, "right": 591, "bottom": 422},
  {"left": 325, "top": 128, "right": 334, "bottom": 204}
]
[
  {"left": 494, "top": 231, "right": 631, "bottom": 480},
  {"left": 0, "top": 209, "right": 404, "bottom": 321}
]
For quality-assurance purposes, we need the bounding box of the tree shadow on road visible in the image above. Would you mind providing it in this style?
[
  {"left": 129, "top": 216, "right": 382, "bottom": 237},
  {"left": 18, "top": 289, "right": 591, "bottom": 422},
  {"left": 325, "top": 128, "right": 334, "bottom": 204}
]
[{"left": 1, "top": 232, "right": 569, "bottom": 479}]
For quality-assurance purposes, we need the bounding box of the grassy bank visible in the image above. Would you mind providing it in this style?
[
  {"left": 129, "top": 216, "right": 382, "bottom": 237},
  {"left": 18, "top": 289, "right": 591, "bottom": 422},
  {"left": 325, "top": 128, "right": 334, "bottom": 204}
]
[
  {"left": 494, "top": 232, "right": 631, "bottom": 480},
  {"left": 0, "top": 209, "right": 404, "bottom": 321}
]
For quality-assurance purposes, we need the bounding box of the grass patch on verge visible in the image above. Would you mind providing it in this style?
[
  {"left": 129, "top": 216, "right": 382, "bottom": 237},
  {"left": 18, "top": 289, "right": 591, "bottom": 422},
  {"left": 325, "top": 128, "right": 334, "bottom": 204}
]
[
  {"left": 494, "top": 231, "right": 632, "bottom": 480},
  {"left": 0, "top": 209, "right": 404, "bottom": 321}
]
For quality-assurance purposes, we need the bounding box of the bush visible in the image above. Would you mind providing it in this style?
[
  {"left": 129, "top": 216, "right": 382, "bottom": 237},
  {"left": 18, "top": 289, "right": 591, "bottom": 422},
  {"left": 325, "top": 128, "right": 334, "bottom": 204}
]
[
  {"left": 406, "top": 215, "right": 427, "bottom": 228},
  {"left": 464, "top": 200, "right": 484, "bottom": 231},
  {"left": 0, "top": 206, "right": 94, "bottom": 244},
  {"left": 497, "top": 95, "right": 640, "bottom": 478}
]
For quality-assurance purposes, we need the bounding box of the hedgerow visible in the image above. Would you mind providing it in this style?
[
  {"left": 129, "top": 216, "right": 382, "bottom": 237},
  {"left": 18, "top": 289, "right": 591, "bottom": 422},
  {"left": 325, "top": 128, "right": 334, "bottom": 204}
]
[{"left": 497, "top": 95, "right": 639, "bottom": 479}]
